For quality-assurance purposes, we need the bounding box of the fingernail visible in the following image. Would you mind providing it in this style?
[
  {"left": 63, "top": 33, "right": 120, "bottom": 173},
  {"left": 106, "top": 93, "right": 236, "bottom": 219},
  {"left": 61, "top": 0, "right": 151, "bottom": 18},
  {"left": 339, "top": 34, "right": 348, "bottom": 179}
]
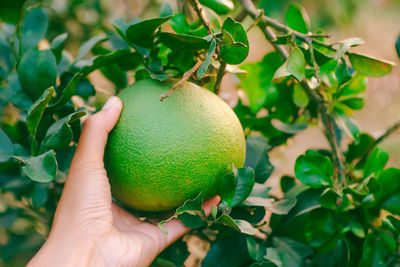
[{"left": 102, "top": 96, "right": 120, "bottom": 111}]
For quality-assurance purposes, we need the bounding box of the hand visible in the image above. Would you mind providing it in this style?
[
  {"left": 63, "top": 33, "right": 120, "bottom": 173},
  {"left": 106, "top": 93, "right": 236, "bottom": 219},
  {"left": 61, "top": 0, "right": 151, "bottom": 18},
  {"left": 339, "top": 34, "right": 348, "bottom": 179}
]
[{"left": 28, "top": 96, "right": 220, "bottom": 267}]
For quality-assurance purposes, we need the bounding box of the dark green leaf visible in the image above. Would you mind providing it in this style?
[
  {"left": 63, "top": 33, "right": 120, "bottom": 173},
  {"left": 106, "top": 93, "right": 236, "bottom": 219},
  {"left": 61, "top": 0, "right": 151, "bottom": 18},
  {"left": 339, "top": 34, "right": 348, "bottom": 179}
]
[
  {"left": 159, "top": 3, "right": 173, "bottom": 17},
  {"left": 273, "top": 47, "right": 305, "bottom": 81},
  {"left": 266, "top": 237, "right": 313, "bottom": 266},
  {"left": 154, "top": 238, "right": 189, "bottom": 266},
  {"left": 159, "top": 32, "right": 210, "bottom": 51},
  {"left": 20, "top": 150, "right": 57, "bottom": 182},
  {"left": 335, "top": 59, "right": 353, "bottom": 86},
  {"left": 348, "top": 52, "right": 394, "bottom": 77},
  {"left": 375, "top": 168, "right": 400, "bottom": 208},
  {"left": 18, "top": 49, "right": 57, "bottom": 100},
  {"left": 169, "top": 13, "right": 208, "bottom": 37},
  {"left": 216, "top": 214, "right": 257, "bottom": 235},
  {"left": 50, "top": 33, "right": 68, "bottom": 62},
  {"left": 197, "top": 39, "right": 216, "bottom": 79},
  {"left": 75, "top": 78, "right": 95, "bottom": 98},
  {"left": 319, "top": 188, "right": 340, "bottom": 209},
  {"left": 0, "top": 129, "right": 13, "bottom": 163},
  {"left": 285, "top": 3, "right": 310, "bottom": 34},
  {"left": 359, "top": 229, "right": 396, "bottom": 266},
  {"left": 396, "top": 35, "right": 400, "bottom": 58},
  {"left": 364, "top": 147, "right": 388, "bottom": 178},
  {"left": 305, "top": 208, "right": 337, "bottom": 247},
  {"left": 75, "top": 35, "right": 108, "bottom": 62},
  {"left": 244, "top": 136, "right": 274, "bottom": 183},
  {"left": 346, "top": 133, "right": 375, "bottom": 163},
  {"left": 295, "top": 150, "right": 334, "bottom": 188},
  {"left": 219, "top": 167, "right": 255, "bottom": 208},
  {"left": 32, "top": 183, "right": 49, "bottom": 206},
  {"left": 272, "top": 33, "right": 293, "bottom": 45},
  {"left": 220, "top": 17, "right": 249, "bottom": 64},
  {"left": 202, "top": 232, "right": 251, "bottom": 267},
  {"left": 280, "top": 176, "right": 296, "bottom": 193},
  {"left": 41, "top": 111, "right": 85, "bottom": 150},
  {"left": 20, "top": 7, "right": 48, "bottom": 52},
  {"left": 26, "top": 86, "right": 55, "bottom": 137},
  {"left": 246, "top": 237, "right": 267, "bottom": 261},
  {"left": 48, "top": 73, "right": 82, "bottom": 110},
  {"left": 125, "top": 17, "right": 172, "bottom": 48}
]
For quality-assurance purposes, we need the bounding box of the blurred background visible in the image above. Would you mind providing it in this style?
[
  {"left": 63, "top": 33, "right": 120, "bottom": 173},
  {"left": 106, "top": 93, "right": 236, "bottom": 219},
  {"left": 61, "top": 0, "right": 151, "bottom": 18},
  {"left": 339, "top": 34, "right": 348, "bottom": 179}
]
[{"left": 0, "top": 0, "right": 399, "bottom": 265}]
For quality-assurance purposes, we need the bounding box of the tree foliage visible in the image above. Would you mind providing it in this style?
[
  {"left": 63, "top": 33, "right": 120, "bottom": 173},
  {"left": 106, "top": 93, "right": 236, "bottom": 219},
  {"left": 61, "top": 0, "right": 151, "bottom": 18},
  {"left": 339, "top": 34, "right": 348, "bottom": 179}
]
[{"left": 0, "top": 0, "right": 399, "bottom": 266}]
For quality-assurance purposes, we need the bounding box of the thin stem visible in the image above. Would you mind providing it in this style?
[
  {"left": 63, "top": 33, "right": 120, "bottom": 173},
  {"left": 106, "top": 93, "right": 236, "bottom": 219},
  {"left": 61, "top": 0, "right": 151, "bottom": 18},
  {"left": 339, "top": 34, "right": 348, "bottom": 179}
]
[
  {"left": 214, "top": 61, "right": 226, "bottom": 95},
  {"left": 191, "top": 0, "right": 213, "bottom": 35},
  {"left": 240, "top": 0, "right": 346, "bottom": 182},
  {"left": 160, "top": 60, "right": 203, "bottom": 101}
]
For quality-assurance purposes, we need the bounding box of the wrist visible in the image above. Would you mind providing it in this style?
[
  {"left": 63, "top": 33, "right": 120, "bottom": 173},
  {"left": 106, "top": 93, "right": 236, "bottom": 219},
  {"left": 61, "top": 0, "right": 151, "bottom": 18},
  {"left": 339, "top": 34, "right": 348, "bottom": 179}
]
[{"left": 28, "top": 233, "right": 102, "bottom": 267}]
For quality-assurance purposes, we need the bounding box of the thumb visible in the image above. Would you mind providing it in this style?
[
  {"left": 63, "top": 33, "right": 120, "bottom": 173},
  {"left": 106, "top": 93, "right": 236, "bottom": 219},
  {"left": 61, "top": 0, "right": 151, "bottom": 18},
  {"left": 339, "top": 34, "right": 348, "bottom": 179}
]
[{"left": 71, "top": 96, "right": 123, "bottom": 169}]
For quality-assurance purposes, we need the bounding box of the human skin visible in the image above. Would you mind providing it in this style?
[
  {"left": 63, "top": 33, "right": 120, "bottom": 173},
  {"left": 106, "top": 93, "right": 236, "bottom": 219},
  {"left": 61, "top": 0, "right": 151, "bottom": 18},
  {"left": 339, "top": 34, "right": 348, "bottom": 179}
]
[{"left": 28, "top": 96, "right": 220, "bottom": 267}]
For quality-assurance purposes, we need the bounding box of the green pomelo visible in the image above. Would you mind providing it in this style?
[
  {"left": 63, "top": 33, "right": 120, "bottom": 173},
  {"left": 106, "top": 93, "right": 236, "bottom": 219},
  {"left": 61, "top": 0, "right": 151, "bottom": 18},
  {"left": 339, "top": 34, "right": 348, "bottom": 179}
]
[{"left": 104, "top": 79, "right": 245, "bottom": 211}]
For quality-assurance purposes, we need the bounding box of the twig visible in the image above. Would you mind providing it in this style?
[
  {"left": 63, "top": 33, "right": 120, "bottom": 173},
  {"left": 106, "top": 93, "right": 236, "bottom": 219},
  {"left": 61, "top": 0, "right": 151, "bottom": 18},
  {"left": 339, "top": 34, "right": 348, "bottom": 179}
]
[
  {"left": 214, "top": 61, "right": 226, "bottom": 94},
  {"left": 160, "top": 60, "right": 203, "bottom": 101},
  {"left": 240, "top": 0, "right": 346, "bottom": 182},
  {"left": 307, "top": 39, "right": 320, "bottom": 81},
  {"left": 191, "top": 0, "right": 213, "bottom": 35},
  {"left": 355, "top": 120, "right": 400, "bottom": 166}
]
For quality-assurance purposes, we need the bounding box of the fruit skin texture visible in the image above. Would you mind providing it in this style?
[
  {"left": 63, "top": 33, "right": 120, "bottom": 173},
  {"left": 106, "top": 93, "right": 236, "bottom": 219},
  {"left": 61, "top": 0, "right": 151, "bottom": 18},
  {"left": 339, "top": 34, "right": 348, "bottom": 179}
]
[
  {"left": 104, "top": 79, "right": 245, "bottom": 211},
  {"left": 199, "top": 0, "right": 234, "bottom": 15}
]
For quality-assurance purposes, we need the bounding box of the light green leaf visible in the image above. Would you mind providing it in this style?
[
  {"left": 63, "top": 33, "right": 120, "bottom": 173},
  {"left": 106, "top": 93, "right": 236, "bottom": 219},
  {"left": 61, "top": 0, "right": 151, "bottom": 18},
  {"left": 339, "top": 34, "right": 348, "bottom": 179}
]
[
  {"left": 197, "top": 39, "right": 216, "bottom": 79},
  {"left": 273, "top": 47, "right": 305, "bottom": 81},
  {"left": 285, "top": 3, "right": 310, "bottom": 34},
  {"left": 364, "top": 147, "right": 389, "bottom": 178},
  {"left": 348, "top": 52, "right": 395, "bottom": 77},
  {"left": 334, "top": 37, "right": 364, "bottom": 59},
  {"left": 20, "top": 150, "right": 57, "bottom": 182},
  {"left": 293, "top": 82, "right": 309, "bottom": 108},
  {"left": 220, "top": 17, "right": 249, "bottom": 65}
]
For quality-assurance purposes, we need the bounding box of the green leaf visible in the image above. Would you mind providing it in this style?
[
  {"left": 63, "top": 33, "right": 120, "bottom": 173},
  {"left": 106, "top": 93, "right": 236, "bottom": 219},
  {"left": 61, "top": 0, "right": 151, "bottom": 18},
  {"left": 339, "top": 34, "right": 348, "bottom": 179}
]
[
  {"left": 244, "top": 136, "right": 274, "bottom": 183},
  {"left": 273, "top": 47, "right": 305, "bottom": 81},
  {"left": 219, "top": 167, "right": 255, "bottom": 208},
  {"left": 294, "top": 150, "right": 334, "bottom": 188},
  {"left": 396, "top": 34, "right": 400, "bottom": 58},
  {"left": 272, "top": 33, "right": 293, "bottom": 45},
  {"left": 159, "top": 2, "right": 173, "bottom": 17},
  {"left": 334, "top": 37, "right": 364, "bottom": 59},
  {"left": 364, "top": 147, "right": 389, "bottom": 178},
  {"left": 75, "top": 35, "right": 108, "bottom": 62},
  {"left": 220, "top": 17, "right": 249, "bottom": 65},
  {"left": 50, "top": 33, "right": 68, "bottom": 63},
  {"left": 20, "top": 150, "right": 57, "bottom": 182},
  {"left": 285, "top": 3, "right": 310, "bottom": 34},
  {"left": 26, "top": 86, "right": 55, "bottom": 137},
  {"left": 305, "top": 208, "right": 337, "bottom": 247},
  {"left": 271, "top": 119, "right": 308, "bottom": 134},
  {"left": 0, "top": 129, "right": 13, "bottom": 163},
  {"left": 244, "top": 197, "right": 296, "bottom": 215},
  {"left": 292, "top": 82, "right": 309, "bottom": 108},
  {"left": 18, "top": 48, "right": 57, "bottom": 100},
  {"left": 216, "top": 214, "right": 257, "bottom": 235},
  {"left": 346, "top": 133, "right": 375, "bottom": 163},
  {"left": 41, "top": 111, "right": 85, "bottom": 150},
  {"left": 0, "top": 73, "right": 32, "bottom": 111},
  {"left": 20, "top": 7, "right": 48, "bottom": 52},
  {"left": 319, "top": 188, "right": 340, "bottom": 209},
  {"left": 197, "top": 39, "right": 216, "bottom": 79},
  {"left": 240, "top": 52, "right": 282, "bottom": 113},
  {"left": 348, "top": 52, "right": 395, "bottom": 77},
  {"left": 125, "top": 16, "right": 172, "bottom": 48},
  {"left": 159, "top": 32, "right": 210, "bottom": 51},
  {"left": 48, "top": 73, "right": 82, "bottom": 110},
  {"left": 169, "top": 13, "right": 208, "bottom": 37},
  {"left": 266, "top": 237, "right": 313, "bottom": 266},
  {"left": 32, "top": 183, "right": 49, "bottom": 207},
  {"left": 199, "top": 0, "right": 234, "bottom": 15},
  {"left": 158, "top": 192, "right": 205, "bottom": 233},
  {"left": 375, "top": 168, "right": 400, "bottom": 204},
  {"left": 281, "top": 176, "right": 296, "bottom": 193},
  {"left": 359, "top": 229, "right": 397, "bottom": 267}
]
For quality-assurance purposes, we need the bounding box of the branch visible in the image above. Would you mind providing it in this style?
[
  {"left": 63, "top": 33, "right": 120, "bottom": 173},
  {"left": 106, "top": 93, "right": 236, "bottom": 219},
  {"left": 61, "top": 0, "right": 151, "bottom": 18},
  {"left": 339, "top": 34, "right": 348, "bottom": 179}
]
[
  {"left": 214, "top": 61, "right": 226, "bottom": 94},
  {"left": 240, "top": 0, "right": 346, "bottom": 182},
  {"left": 160, "top": 60, "right": 203, "bottom": 101},
  {"left": 191, "top": 0, "right": 213, "bottom": 35},
  {"left": 239, "top": 0, "right": 334, "bottom": 51}
]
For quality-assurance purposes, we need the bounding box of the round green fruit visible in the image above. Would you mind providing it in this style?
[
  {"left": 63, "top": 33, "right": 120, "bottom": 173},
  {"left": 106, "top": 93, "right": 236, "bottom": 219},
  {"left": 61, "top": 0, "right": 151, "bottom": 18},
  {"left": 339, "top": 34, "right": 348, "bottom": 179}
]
[
  {"left": 199, "top": 0, "right": 234, "bottom": 15},
  {"left": 104, "top": 79, "right": 245, "bottom": 211}
]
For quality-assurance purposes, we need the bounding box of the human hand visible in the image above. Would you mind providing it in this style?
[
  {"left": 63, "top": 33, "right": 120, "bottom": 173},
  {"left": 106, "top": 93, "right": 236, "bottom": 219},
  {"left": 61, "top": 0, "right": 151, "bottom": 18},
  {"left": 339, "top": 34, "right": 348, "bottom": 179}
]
[{"left": 28, "top": 96, "right": 220, "bottom": 267}]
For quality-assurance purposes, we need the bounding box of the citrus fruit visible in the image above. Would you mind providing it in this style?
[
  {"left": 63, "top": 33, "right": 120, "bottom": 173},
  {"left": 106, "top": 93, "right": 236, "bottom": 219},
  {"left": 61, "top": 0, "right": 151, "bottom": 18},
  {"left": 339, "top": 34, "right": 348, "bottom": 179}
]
[{"left": 104, "top": 79, "right": 245, "bottom": 211}]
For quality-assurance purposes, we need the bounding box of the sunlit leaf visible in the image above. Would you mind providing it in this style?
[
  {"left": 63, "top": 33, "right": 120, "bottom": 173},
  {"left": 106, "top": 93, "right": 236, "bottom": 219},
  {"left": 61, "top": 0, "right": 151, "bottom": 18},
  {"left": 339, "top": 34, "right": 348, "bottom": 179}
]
[
  {"left": 348, "top": 52, "right": 395, "bottom": 77},
  {"left": 273, "top": 47, "right": 305, "bottom": 81},
  {"left": 220, "top": 17, "right": 249, "bottom": 64},
  {"left": 285, "top": 3, "right": 310, "bottom": 34}
]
